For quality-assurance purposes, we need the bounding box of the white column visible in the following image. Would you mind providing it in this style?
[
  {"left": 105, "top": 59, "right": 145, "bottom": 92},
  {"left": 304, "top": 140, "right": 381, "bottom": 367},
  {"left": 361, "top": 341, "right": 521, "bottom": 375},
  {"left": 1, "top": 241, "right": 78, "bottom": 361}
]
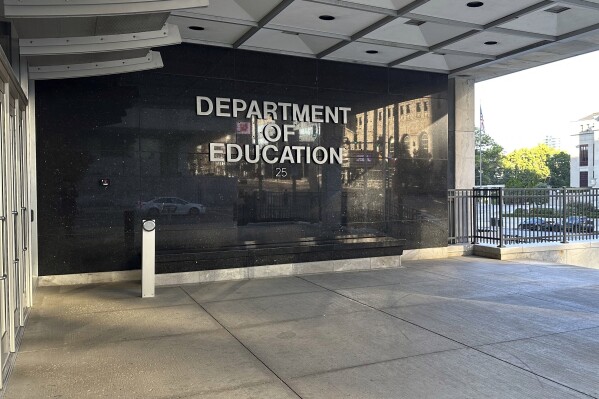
[
  {"left": 449, "top": 77, "right": 476, "bottom": 189},
  {"left": 142, "top": 220, "right": 156, "bottom": 298}
]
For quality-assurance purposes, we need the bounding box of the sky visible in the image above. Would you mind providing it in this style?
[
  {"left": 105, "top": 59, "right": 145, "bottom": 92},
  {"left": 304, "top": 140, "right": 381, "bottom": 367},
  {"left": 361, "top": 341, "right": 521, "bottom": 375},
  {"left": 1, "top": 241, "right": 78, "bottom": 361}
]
[{"left": 475, "top": 50, "right": 599, "bottom": 155}]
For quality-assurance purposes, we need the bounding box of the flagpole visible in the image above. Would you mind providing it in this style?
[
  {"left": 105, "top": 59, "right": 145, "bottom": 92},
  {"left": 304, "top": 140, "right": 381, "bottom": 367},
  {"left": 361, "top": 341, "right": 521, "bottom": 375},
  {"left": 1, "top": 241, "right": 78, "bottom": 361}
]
[{"left": 479, "top": 105, "right": 484, "bottom": 187}]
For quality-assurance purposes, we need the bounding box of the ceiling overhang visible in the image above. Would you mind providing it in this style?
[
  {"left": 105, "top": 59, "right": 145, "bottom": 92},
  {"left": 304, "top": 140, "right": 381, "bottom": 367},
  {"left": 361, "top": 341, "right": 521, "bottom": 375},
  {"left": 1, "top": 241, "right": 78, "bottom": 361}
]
[
  {"left": 3, "top": 0, "right": 599, "bottom": 81},
  {"left": 1, "top": 0, "right": 208, "bottom": 80},
  {"left": 166, "top": 0, "right": 599, "bottom": 81}
]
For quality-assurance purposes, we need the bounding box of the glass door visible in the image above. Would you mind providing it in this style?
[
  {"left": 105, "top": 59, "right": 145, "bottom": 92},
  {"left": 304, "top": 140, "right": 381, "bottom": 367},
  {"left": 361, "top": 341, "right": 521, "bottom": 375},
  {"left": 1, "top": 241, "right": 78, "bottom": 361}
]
[
  {"left": 0, "top": 88, "right": 8, "bottom": 378},
  {"left": 18, "top": 110, "right": 29, "bottom": 321},
  {"left": 8, "top": 106, "right": 21, "bottom": 352}
]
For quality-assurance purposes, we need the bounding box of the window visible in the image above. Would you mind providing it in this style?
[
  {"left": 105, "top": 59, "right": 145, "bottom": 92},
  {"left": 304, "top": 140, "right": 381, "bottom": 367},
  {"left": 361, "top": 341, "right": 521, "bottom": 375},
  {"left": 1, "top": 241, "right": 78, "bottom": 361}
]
[
  {"left": 400, "top": 106, "right": 404, "bottom": 115},
  {"left": 406, "top": 105, "right": 411, "bottom": 114},
  {"left": 580, "top": 171, "right": 589, "bottom": 187},
  {"left": 400, "top": 135, "right": 411, "bottom": 157},
  {"left": 580, "top": 144, "right": 589, "bottom": 166},
  {"left": 423, "top": 102, "right": 428, "bottom": 112},
  {"left": 419, "top": 133, "right": 429, "bottom": 152},
  {"left": 416, "top": 103, "right": 421, "bottom": 112}
]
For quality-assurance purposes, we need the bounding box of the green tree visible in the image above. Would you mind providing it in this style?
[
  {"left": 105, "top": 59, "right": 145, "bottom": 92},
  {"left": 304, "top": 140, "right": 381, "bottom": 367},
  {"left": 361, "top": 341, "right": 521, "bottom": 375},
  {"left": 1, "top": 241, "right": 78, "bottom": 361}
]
[
  {"left": 547, "top": 151, "right": 570, "bottom": 187},
  {"left": 475, "top": 128, "right": 505, "bottom": 186},
  {"left": 502, "top": 144, "right": 561, "bottom": 188}
]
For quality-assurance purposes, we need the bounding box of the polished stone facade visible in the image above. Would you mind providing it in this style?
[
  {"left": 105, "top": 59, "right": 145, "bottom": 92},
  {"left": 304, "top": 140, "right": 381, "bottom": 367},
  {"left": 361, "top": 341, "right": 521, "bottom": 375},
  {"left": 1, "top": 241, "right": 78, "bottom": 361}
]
[{"left": 36, "top": 44, "right": 448, "bottom": 275}]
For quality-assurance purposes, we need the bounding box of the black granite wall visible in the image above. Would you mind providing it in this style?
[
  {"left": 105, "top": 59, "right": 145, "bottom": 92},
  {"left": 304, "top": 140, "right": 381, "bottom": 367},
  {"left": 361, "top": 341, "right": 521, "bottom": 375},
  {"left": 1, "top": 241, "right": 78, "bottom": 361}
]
[{"left": 36, "top": 44, "right": 448, "bottom": 275}]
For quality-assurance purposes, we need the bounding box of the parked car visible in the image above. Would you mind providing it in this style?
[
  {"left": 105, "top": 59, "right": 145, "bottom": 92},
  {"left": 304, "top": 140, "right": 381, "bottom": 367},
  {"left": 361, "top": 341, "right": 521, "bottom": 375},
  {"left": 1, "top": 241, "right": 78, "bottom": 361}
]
[
  {"left": 517, "top": 217, "right": 549, "bottom": 231},
  {"left": 563, "top": 216, "right": 595, "bottom": 233},
  {"left": 140, "top": 197, "right": 206, "bottom": 217}
]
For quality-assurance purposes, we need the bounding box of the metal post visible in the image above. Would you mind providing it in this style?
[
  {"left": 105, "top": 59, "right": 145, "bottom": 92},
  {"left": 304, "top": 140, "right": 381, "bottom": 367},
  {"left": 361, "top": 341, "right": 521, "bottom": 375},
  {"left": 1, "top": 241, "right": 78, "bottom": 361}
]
[
  {"left": 142, "top": 219, "right": 156, "bottom": 298},
  {"left": 472, "top": 188, "right": 478, "bottom": 244},
  {"left": 498, "top": 188, "right": 504, "bottom": 248},
  {"left": 561, "top": 188, "right": 568, "bottom": 244}
]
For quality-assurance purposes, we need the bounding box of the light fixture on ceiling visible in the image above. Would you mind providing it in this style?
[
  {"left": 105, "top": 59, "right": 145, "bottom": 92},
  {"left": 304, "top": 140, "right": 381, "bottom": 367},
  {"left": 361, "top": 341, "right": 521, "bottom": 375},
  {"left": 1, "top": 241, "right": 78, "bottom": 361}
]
[
  {"left": 189, "top": 26, "right": 205, "bottom": 31},
  {"left": 466, "top": 1, "right": 484, "bottom": 7},
  {"left": 319, "top": 15, "right": 335, "bottom": 21},
  {"left": 366, "top": 50, "right": 379, "bottom": 54},
  {"left": 405, "top": 19, "right": 426, "bottom": 26},
  {"left": 545, "top": 6, "right": 570, "bottom": 13},
  {"left": 484, "top": 41, "right": 498, "bottom": 45}
]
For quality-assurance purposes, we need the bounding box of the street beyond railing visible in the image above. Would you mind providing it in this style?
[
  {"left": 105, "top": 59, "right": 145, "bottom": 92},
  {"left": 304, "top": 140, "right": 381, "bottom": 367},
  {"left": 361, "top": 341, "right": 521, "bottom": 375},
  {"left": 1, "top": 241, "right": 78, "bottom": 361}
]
[{"left": 448, "top": 188, "right": 599, "bottom": 246}]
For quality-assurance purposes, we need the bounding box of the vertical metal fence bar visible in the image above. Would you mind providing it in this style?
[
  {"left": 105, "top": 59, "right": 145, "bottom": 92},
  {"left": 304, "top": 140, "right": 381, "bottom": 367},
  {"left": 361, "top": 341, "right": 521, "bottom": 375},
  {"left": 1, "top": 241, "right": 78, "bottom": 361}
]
[
  {"left": 562, "top": 188, "right": 568, "bottom": 244},
  {"left": 498, "top": 188, "right": 504, "bottom": 248}
]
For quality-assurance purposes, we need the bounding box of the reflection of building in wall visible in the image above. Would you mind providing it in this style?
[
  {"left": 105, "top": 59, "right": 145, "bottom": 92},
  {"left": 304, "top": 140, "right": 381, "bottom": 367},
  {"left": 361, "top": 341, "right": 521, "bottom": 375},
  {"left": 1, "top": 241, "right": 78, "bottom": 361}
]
[
  {"left": 347, "top": 96, "right": 446, "bottom": 159},
  {"left": 543, "top": 135, "right": 562, "bottom": 150},
  {"left": 570, "top": 112, "right": 599, "bottom": 188},
  {"left": 343, "top": 96, "right": 448, "bottom": 189}
]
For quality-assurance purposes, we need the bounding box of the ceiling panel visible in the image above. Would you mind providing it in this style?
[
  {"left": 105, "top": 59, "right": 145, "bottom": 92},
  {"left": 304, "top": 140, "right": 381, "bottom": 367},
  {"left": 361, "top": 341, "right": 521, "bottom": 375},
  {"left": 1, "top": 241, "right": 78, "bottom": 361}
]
[
  {"left": 364, "top": 17, "right": 472, "bottom": 47},
  {"left": 411, "top": 0, "right": 542, "bottom": 26},
  {"left": 267, "top": 0, "right": 385, "bottom": 36},
  {"left": 500, "top": 6, "right": 599, "bottom": 37},
  {"left": 243, "top": 28, "right": 342, "bottom": 55},
  {"left": 325, "top": 41, "right": 416, "bottom": 64},
  {"left": 342, "top": 0, "right": 415, "bottom": 10},
  {"left": 28, "top": 49, "right": 149, "bottom": 67},
  {"left": 442, "top": 31, "right": 541, "bottom": 56},
  {"left": 168, "top": 0, "right": 280, "bottom": 22},
  {"left": 398, "top": 52, "right": 487, "bottom": 71},
  {"left": 169, "top": 15, "right": 251, "bottom": 45}
]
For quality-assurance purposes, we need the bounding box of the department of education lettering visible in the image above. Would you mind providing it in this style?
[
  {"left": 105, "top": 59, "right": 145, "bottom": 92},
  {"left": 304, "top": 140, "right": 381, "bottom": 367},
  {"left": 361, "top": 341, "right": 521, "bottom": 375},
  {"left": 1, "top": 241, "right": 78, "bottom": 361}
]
[{"left": 196, "top": 96, "right": 350, "bottom": 165}]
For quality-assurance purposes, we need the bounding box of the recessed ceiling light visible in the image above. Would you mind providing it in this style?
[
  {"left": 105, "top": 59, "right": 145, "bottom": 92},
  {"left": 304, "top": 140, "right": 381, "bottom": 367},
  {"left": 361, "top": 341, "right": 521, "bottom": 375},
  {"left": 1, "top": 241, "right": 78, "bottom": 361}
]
[
  {"left": 189, "top": 26, "right": 205, "bottom": 31},
  {"left": 366, "top": 50, "right": 379, "bottom": 54},
  {"left": 545, "top": 5, "right": 570, "bottom": 13},
  {"left": 319, "top": 15, "right": 335, "bottom": 21},
  {"left": 405, "top": 19, "right": 426, "bottom": 26},
  {"left": 466, "top": 1, "right": 484, "bottom": 7},
  {"left": 484, "top": 41, "right": 498, "bottom": 45}
]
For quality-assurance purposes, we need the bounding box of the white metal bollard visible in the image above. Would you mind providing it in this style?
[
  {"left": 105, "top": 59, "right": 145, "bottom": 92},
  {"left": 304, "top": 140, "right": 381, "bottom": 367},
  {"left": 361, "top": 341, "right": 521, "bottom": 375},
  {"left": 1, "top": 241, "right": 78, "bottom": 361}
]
[{"left": 142, "top": 219, "right": 156, "bottom": 298}]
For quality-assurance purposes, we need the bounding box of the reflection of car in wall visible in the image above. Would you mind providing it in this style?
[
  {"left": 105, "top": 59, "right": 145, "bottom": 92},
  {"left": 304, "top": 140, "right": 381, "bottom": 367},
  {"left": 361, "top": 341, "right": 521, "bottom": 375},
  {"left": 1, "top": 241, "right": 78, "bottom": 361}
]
[{"left": 140, "top": 197, "right": 206, "bottom": 217}]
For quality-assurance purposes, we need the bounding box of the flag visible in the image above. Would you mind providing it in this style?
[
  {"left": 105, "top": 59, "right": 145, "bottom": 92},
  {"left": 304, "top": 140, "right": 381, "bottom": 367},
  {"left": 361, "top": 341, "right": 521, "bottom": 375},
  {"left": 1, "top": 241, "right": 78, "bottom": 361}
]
[{"left": 480, "top": 105, "right": 486, "bottom": 134}]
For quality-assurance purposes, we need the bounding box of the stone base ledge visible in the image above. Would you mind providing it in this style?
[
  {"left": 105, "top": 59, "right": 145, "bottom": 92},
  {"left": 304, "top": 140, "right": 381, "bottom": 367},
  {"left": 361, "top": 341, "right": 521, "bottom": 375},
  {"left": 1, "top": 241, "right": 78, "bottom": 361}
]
[
  {"left": 474, "top": 241, "right": 599, "bottom": 270},
  {"left": 37, "top": 245, "right": 471, "bottom": 286},
  {"left": 403, "top": 244, "right": 473, "bottom": 260},
  {"left": 38, "top": 270, "right": 142, "bottom": 287},
  {"left": 156, "top": 255, "right": 402, "bottom": 286},
  {"left": 38, "top": 255, "right": 401, "bottom": 287}
]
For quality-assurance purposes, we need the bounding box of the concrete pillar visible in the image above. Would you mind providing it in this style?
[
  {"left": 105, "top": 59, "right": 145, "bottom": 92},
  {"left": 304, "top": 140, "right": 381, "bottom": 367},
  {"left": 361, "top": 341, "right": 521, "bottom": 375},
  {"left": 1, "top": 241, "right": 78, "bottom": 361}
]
[{"left": 448, "top": 77, "right": 475, "bottom": 189}]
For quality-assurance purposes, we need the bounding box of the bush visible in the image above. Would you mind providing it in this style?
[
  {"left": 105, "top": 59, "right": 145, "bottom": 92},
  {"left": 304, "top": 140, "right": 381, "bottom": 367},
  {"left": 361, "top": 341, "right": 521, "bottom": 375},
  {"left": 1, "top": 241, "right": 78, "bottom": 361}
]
[
  {"left": 566, "top": 201, "right": 599, "bottom": 216},
  {"left": 530, "top": 208, "right": 558, "bottom": 217},
  {"left": 510, "top": 208, "right": 528, "bottom": 216}
]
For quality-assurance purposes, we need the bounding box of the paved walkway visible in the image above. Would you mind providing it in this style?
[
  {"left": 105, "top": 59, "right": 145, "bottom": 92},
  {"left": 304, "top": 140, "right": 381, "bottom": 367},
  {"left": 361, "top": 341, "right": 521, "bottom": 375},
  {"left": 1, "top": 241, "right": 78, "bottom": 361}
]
[{"left": 5, "top": 257, "right": 599, "bottom": 398}]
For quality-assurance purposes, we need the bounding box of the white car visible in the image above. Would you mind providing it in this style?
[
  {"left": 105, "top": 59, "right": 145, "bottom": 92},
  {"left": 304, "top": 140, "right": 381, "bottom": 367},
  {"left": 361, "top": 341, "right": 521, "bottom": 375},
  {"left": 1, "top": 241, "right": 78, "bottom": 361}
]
[{"left": 140, "top": 197, "right": 206, "bottom": 216}]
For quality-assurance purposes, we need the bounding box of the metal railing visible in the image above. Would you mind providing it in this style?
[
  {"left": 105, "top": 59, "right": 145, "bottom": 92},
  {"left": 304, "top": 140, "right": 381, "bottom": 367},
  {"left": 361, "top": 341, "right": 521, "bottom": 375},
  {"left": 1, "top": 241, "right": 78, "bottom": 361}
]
[{"left": 449, "top": 188, "right": 599, "bottom": 246}]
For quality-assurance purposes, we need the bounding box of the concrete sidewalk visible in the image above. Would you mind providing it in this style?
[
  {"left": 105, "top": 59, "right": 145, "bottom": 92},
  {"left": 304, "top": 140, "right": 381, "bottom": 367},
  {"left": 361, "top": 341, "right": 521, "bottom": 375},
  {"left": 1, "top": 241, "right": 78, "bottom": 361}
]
[{"left": 5, "top": 257, "right": 599, "bottom": 398}]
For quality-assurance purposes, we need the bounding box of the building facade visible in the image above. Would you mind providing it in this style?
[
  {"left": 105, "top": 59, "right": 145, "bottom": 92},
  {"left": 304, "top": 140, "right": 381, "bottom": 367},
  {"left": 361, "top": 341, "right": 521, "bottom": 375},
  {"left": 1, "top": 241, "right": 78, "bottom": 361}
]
[
  {"left": 1, "top": 0, "right": 599, "bottom": 388},
  {"left": 570, "top": 112, "right": 599, "bottom": 188}
]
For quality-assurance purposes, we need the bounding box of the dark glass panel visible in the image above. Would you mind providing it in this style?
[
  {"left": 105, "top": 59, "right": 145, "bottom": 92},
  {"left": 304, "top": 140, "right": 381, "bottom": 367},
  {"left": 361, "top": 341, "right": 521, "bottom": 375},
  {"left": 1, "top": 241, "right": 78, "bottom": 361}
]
[{"left": 36, "top": 44, "right": 449, "bottom": 275}]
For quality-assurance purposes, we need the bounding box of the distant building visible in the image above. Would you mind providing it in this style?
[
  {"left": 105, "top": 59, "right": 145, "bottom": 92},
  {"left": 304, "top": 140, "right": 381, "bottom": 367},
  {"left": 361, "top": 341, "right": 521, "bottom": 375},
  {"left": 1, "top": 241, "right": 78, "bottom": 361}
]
[
  {"left": 543, "top": 135, "right": 562, "bottom": 150},
  {"left": 570, "top": 112, "right": 599, "bottom": 188}
]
